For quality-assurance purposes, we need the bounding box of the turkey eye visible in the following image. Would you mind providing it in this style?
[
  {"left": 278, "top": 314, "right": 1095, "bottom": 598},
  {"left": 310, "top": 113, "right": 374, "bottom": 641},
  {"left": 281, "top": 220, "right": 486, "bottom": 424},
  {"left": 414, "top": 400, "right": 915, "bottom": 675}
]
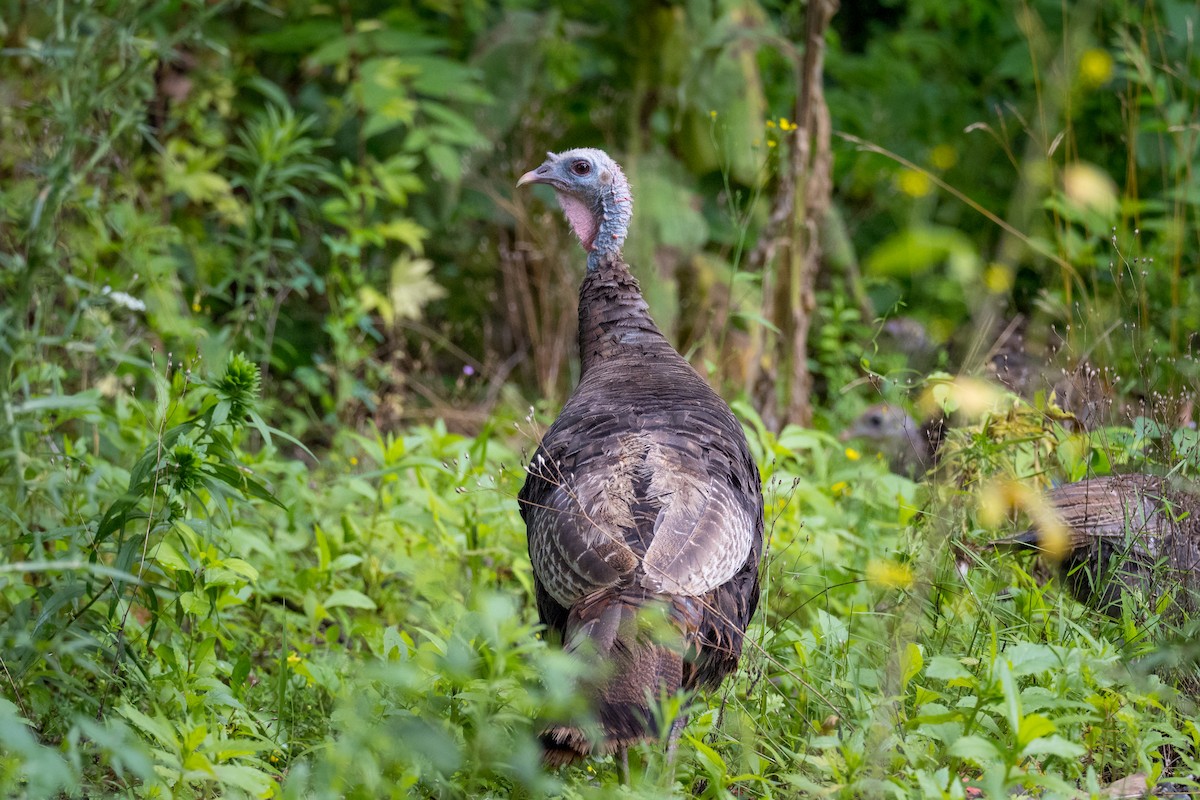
[
  {"left": 867, "top": 414, "right": 883, "bottom": 426},
  {"left": 571, "top": 160, "right": 591, "bottom": 176}
]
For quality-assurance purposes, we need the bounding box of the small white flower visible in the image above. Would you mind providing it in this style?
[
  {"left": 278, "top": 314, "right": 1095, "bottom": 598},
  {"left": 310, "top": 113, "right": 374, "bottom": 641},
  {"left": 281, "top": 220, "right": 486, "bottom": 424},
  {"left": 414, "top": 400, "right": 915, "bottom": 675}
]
[{"left": 102, "top": 286, "right": 147, "bottom": 312}]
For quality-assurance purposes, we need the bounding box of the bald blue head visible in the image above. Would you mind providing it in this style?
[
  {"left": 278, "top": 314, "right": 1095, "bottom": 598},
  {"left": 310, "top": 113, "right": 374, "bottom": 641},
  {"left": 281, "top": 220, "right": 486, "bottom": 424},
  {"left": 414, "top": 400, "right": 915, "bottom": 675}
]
[{"left": 518, "top": 148, "right": 632, "bottom": 270}]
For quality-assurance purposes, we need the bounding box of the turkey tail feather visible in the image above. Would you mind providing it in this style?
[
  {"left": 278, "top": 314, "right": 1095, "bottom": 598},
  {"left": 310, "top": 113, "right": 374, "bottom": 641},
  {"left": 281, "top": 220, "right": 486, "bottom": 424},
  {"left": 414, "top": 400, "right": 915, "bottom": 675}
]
[{"left": 539, "top": 590, "right": 686, "bottom": 765}]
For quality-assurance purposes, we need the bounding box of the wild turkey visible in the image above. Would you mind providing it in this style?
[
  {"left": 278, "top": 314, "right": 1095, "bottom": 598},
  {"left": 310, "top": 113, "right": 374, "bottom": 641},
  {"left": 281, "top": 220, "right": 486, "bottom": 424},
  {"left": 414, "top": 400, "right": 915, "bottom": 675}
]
[
  {"left": 998, "top": 475, "right": 1200, "bottom": 616},
  {"left": 515, "top": 148, "right": 764, "bottom": 766},
  {"left": 840, "top": 403, "right": 944, "bottom": 479}
]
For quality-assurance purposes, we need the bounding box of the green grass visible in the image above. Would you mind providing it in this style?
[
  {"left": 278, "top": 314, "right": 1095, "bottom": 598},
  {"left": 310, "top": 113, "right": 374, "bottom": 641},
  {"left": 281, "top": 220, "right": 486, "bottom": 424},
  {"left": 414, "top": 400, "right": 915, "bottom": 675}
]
[{"left": 5, "top": 367, "right": 1199, "bottom": 798}]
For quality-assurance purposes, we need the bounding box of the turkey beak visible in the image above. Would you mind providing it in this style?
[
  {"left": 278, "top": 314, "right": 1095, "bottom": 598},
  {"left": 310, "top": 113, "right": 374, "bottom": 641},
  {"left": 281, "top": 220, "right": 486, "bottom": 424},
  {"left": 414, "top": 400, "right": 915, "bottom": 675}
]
[{"left": 517, "top": 162, "right": 554, "bottom": 188}]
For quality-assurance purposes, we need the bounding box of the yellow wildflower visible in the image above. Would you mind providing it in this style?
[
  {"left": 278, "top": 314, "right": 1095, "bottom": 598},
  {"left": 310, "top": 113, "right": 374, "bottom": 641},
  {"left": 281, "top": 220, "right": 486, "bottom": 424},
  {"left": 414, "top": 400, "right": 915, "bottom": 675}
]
[
  {"left": 896, "top": 168, "right": 932, "bottom": 198},
  {"left": 983, "top": 263, "right": 1014, "bottom": 294},
  {"left": 978, "top": 479, "right": 1071, "bottom": 560},
  {"left": 287, "top": 651, "right": 301, "bottom": 666},
  {"left": 1078, "top": 48, "right": 1114, "bottom": 88},
  {"left": 830, "top": 480, "right": 850, "bottom": 496},
  {"left": 866, "top": 558, "right": 914, "bottom": 590},
  {"left": 930, "top": 144, "right": 958, "bottom": 170},
  {"left": 845, "top": 447, "right": 861, "bottom": 461}
]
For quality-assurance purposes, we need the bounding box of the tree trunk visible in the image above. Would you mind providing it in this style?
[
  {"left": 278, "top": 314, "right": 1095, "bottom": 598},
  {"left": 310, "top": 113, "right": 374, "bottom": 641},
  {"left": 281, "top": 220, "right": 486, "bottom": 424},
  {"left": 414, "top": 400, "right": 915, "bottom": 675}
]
[{"left": 747, "top": 0, "right": 838, "bottom": 430}]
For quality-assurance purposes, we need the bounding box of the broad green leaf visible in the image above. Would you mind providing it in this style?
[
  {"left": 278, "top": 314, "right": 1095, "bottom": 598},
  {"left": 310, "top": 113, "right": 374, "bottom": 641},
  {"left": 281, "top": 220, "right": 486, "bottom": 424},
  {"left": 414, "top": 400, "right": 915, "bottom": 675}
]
[
  {"left": 995, "top": 658, "right": 1021, "bottom": 731},
  {"left": 864, "top": 225, "right": 979, "bottom": 279},
  {"left": 901, "top": 642, "right": 924, "bottom": 690},
  {"left": 926, "top": 656, "right": 973, "bottom": 684},
  {"left": 948, "top": 735, "right": 1000, "bottom": 764},
  {"left": 325, "top": 589, "right": 377, "bottom": 610},
  {"left": 1016, "top": 713, "right": 1056, "bottom": 749},
  {"left": 1006, "top": 642, "right": 1060, "bottom": 676},
  {"left": 1022, "top": 735, "right": 1086, "bottom": 759}
]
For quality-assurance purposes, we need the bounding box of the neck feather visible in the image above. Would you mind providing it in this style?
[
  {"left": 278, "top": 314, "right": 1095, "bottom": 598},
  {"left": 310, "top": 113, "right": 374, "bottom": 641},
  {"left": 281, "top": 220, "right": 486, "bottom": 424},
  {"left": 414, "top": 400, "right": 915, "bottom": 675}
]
[
  {"left": 576, "top": 255, "right": 671, "bottom": 374},
  {"left": 555, "top": 168, "right": 631, "bottom": 271}
]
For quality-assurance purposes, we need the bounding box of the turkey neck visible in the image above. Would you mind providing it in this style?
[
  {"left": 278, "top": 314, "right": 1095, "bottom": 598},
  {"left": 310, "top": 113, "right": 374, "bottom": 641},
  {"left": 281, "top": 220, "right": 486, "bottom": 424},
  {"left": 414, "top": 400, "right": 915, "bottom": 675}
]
[
  {"left": 577, "top": 254, "right": 673, "bottom": 375},
  {"left": 584, "top": 168, "right": 632, "bottom": 271}
]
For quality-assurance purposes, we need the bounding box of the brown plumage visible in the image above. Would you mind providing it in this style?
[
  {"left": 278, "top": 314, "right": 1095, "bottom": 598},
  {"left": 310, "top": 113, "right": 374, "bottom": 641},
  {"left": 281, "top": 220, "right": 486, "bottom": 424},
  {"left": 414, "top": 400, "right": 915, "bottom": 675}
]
[
  {"left": 517, "top": 148, "right": 763, "bottom": 765},
  {"left": 999, "top": 475, "right": 1200, "bottom": 616}
]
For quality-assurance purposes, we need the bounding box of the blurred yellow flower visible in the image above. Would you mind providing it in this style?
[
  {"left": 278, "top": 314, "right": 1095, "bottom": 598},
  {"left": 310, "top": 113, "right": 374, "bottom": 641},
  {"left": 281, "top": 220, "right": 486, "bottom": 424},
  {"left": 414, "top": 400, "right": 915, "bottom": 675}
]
[
  {"left": 978, "top": 479, "right": 1071, "bottom": 560},
  {"left": 765, "top": 119, "right": 776, "bottom": 128},
  {"left": 779, "top": 117, "right": 798, "bottom": 132},
  {"left": 930, "top": 144, "right": 958, "bottom": 170},
  {"left": 1079, "top": 48, "right": 1114, "bottom": 88},
  {"left": 983, "top": 263, "right": 1014, "bottom": 294},
  {"left": 897, "top": 168, "right": 932, "bottom": 197},
  {"left": 830, "top": 480, "right": 850, "bottom": 496},
  {"left": 349, "top": 456, "right": 359, "bottom": 466},
  {"left": 1063, "top": 162, "right": 1118, "bottom": 216},
  {"left": 845, "top": 447, "right": 861, "bottom": 461},
  {"left": 287, "top": 651, "right": 301, "bottom": 666},
  {"left": 709, "top": 109, "right": 718, "bottom": 119},
  {"left": 867, "top": 558, "right": 914, "bottom": 590},
  {"left": 767, "top": 140, "right": 777, "bottom": 148},
  {"left": 919, "top": 376, "right": 1004, "bottom": 418}
]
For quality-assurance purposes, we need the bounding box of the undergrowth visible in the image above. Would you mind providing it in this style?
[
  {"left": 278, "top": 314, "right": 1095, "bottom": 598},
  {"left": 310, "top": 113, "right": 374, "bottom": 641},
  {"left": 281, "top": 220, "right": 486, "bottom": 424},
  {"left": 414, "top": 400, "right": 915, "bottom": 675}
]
[
  {"left": 3, "top": 0, "right": 1200, "bottom": 798},
  {"left": 6, "top": 362, "right": 1200, "bottom": 797}
]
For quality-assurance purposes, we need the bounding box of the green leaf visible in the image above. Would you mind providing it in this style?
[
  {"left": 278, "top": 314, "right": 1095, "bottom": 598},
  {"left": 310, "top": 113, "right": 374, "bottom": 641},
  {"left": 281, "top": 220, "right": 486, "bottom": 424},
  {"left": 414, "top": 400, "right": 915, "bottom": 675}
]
[
  {"left": 425, "top": 142, "right": 462, "bottom": 183},
  {"left": 180, "top": 591, "right": 210, "bottom": 616},
  {"left": 249, "top": 21, "right": 341, "bottom": 54},
  {"left": 13, "top": 390, "right": 101, "bottom": 416},
  {"left": 325, "top": 589, "right": 377, "bottom": 610},
  {"left": 329, "top": 554, "right": 364, "bottom": 572},
  {"left": 211, "top": 763, "right": 276, "bottom": 796},
  {"left": 1016, "top": 713, "right": 1056, "bottom": 749},
  {"left": 685, "top": 734, "right": 727, "bottom": 776},
  {"left": 388, "top": 256, "right": 446, "bottom": 321},
  {"left": 208, "top": 462, "right": 285, "bottom": 509},
  {"left": 864, "top": 225, "right": 979, "bottom": 278},
  {"left": 948, "top": 735, "right": 1000, "bottom": 764},
  {"left": 1006, "top": 642, "right": 1060, "bottom": 676},
  {"left": 995, "top": 658, "right": 1021, "bottom": 731},
  {"left": 117, "top": 705, "right": 179, "bottom": 751},
  {"left": 926, "top": 656, "right": 973, "bottom": 684},
  {"left": 1022, "top": 734, "right": 1086, "bottom": 759},
  {"left": 901, "top": 642, "right": 924, "bottom": 691},
  {"left": 221, "top": 558, "right": 260, "bottom": 582}
]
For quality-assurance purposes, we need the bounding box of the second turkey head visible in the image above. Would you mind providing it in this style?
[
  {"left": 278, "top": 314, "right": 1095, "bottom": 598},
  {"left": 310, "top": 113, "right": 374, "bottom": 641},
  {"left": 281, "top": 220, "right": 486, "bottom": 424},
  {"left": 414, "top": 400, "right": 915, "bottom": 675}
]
[
  {"left": 518, "top": 148, "right": 632, "bottom": 269},
  {"left": 842, "top": 403, "right": 940, "bottom": 479}
]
